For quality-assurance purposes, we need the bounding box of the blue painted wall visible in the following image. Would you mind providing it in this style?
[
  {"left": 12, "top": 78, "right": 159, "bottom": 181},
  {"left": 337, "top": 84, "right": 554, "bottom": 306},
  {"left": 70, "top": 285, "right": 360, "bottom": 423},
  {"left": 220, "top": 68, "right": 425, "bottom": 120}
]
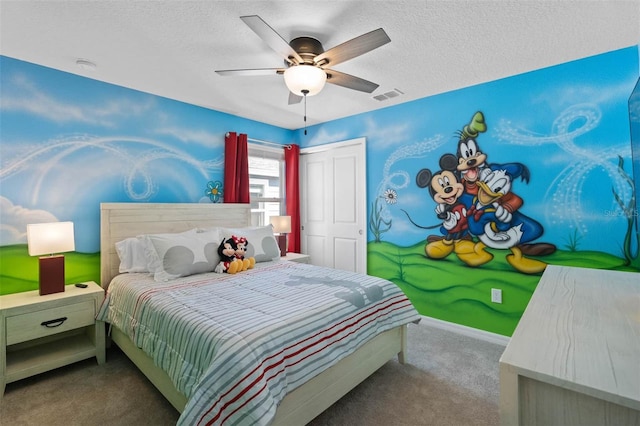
[
  {"left": 0, "top": 56, "right": 292, "bottom": 254},
  {"left": 292, "top": 46, "right": 639, "bottom": 335},
  {"left": 2, "top": 47, "right": 638, "bottom": 335},
  {"left": 296, "top": 47, "right": 638, "bottom": 258},
  {"left": 630, "top": 77, "right": 640, "bottom": 237}
]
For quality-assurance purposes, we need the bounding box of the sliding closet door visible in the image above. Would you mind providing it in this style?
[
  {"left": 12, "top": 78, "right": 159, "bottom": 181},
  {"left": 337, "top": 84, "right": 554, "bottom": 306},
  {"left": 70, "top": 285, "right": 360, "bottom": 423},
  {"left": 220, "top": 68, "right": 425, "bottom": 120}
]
[{"left": 300, "top": 138, "right": 366, "bottom": 273}]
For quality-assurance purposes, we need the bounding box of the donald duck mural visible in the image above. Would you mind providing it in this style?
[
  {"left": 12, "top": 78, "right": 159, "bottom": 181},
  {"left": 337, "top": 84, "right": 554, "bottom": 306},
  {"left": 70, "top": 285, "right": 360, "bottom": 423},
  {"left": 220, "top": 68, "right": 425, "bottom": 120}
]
[{"left": 416, "top": 111, "right": 556, "bottom": 274}]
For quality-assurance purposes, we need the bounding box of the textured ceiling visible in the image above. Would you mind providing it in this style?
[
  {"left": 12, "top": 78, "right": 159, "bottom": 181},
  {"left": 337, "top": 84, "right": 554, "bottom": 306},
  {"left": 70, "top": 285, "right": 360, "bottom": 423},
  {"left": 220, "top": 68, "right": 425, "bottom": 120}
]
[{"left": 1, "top": 1, "right": 638, "bottom": 130}]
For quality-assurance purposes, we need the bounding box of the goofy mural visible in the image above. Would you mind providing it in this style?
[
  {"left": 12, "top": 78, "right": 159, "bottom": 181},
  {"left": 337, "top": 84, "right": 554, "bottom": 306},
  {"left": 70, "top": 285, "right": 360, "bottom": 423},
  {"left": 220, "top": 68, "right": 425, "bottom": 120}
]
[{"left": 410, "top": 112, "right": 556, "bottom": 274}]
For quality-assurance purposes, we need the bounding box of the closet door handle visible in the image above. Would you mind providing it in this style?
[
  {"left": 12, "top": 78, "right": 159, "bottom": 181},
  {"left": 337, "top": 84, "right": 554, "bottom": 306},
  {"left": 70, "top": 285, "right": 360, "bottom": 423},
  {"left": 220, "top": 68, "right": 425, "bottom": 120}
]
[{"left": 41, "top": 317, "right": 68, "bottom": 328}]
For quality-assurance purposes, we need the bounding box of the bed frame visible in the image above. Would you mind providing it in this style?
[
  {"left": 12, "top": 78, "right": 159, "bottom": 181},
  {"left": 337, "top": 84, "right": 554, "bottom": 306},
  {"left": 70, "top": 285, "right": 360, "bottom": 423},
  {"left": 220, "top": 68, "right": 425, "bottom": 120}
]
[{"left": 100, "top": 202, "right": 407, "bottom": 425}]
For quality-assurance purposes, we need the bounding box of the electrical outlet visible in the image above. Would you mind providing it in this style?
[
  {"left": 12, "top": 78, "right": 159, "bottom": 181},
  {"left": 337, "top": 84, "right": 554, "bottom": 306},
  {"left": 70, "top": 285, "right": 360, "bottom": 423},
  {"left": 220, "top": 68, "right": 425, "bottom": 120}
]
[{"left": 491, "top": 288, "right": 502, "bottom": 304}]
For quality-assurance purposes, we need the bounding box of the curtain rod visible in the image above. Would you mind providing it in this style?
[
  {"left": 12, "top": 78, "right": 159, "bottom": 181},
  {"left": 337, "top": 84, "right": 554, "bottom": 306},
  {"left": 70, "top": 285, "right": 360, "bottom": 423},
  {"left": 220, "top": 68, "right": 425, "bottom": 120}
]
[{"left": 247, "top": 137, "right": 292, "bottom": 150}]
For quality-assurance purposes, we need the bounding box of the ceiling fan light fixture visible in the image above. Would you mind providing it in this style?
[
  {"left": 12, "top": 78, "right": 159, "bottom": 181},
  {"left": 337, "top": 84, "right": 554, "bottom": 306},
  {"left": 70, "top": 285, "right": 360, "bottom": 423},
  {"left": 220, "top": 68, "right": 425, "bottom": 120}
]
[{"left": 283, "top": 65, "right": 326, "bottom": 96}]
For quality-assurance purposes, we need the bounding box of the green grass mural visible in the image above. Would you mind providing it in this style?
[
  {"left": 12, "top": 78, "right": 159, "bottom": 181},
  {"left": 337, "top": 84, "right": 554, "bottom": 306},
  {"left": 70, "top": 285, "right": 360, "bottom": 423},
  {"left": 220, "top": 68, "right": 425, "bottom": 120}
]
[
  {"left": 0, "top": 245, "right": 100, "bottom": 295},
  {"left": 367, "top": 241, "right": 638, "bottom": 336}
]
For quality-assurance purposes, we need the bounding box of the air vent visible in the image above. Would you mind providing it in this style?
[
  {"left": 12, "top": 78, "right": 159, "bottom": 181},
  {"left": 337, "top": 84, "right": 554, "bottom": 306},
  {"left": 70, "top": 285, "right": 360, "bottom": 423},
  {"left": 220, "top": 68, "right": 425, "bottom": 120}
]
[{"left": 373, "top": 88, "right": 404, "bottom": 101}]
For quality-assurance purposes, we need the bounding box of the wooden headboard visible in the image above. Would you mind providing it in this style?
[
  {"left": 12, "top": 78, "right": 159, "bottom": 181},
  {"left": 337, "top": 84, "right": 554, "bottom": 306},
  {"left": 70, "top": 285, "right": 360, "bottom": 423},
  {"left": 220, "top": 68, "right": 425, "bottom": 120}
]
[{"left": 100, "top": 202, "right": 252, "bottom": 288}]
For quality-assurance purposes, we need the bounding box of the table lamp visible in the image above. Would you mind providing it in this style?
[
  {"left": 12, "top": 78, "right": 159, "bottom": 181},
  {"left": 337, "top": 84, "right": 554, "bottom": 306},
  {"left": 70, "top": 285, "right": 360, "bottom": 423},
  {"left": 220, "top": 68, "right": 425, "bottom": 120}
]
[
  {"left": 27, "top": 221, "right": 75, "bottom": 295},
  {"left": 270, "top": 216, "right": 291, "bottom": 257}
]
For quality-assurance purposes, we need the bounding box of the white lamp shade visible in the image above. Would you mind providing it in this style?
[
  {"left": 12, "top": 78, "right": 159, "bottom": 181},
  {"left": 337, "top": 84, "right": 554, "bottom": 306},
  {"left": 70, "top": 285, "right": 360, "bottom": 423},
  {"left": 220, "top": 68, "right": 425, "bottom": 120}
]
[
  {"left": 27, "top": 221, "right": 75, "bottom": 256},
  {"left": 270, "top": 216, "right": 292, "bottom": 234},
  {"left": 283, "top": 65, "right": 327, "bottom": 96}
]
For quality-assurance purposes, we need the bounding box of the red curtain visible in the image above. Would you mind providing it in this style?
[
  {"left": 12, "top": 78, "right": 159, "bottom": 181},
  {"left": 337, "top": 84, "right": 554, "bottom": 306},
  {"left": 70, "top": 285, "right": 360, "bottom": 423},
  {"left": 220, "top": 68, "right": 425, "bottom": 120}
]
[
  {"left": 224, "top": 132, "right": 250, "bottom": 203},
  {"left": 285, "top": 144, "right": 301, "bottom": 253}
]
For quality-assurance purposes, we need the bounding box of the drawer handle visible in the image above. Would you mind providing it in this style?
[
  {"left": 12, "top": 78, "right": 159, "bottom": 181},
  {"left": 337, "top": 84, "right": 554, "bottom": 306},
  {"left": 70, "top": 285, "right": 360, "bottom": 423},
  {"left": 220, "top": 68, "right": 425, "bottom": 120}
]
[{"left": 41, "top": 317, "right": 68, "bottom": 328}]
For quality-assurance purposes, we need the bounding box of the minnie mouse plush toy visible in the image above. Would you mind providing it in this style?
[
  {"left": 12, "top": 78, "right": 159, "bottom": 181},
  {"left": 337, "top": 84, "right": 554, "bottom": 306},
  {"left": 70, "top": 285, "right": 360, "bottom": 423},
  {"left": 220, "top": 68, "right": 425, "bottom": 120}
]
[
  {"left": 214, "top": 237, "right": 242, "bottom": 274},
  {"left": 232, "top": 235, "right": 256, "bottom": 271}
]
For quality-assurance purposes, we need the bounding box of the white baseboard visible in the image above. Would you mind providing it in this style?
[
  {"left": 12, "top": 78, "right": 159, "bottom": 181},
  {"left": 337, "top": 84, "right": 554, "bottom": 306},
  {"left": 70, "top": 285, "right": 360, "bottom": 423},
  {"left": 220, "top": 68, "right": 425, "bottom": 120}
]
[{"left": 418, "top": 315, "right": 510, "bottom": 346}]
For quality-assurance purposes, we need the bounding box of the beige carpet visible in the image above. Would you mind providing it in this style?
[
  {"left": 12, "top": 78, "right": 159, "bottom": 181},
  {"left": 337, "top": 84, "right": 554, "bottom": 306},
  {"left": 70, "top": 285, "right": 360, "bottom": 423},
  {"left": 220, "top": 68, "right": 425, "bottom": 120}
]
[{"left": 0, "top": 321, "right": 505, "bottom": 425}]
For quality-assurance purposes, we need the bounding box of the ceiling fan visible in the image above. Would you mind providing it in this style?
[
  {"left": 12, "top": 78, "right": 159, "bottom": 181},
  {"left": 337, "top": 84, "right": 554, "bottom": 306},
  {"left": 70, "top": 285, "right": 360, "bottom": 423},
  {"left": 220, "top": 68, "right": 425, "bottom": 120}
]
[{"left": 215, "top": 15, "right": 391, "bottom": 105}]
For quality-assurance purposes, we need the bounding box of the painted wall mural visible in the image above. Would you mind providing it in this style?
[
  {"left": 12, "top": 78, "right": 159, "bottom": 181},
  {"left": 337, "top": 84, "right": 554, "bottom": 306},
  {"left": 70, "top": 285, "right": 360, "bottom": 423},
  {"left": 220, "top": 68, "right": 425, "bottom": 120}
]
[
  {"left": 296, "top": 46, "right": 639, "bottom": 336},
  {"left": 365, "top": 106, "right": 638, "bottom": 336},
  {"left": 402, "top": 111, "right": 552, "bottom": 274},
  {"left": 1, "top": 46, "right": 638, "bottom": 337},
  {"left": 631, "top": 77, "right": 640, "bottom": 248},
  {"left": 0, "top": 56, "right": 290, "bottom": 295}
]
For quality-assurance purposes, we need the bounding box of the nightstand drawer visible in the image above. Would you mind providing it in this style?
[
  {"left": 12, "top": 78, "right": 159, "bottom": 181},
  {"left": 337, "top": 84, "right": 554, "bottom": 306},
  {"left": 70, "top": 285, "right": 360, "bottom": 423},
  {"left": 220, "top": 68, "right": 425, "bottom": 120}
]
[{"left": 6, "top": 301, "right": 96, "bottom": 345}]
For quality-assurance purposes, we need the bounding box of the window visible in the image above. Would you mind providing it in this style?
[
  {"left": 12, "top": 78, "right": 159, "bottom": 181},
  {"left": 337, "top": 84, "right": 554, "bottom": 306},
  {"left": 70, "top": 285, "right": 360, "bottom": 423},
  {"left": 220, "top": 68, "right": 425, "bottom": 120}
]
[{"left": 248, "top": 144, "right": 285, "bottom": 227}]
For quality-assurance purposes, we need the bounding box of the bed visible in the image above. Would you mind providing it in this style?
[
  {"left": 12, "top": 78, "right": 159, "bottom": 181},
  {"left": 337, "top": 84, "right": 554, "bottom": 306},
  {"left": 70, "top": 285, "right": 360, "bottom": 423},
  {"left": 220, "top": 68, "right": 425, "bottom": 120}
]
[{"left": 98, "top": 202, "right": 420, "bottom": 425}]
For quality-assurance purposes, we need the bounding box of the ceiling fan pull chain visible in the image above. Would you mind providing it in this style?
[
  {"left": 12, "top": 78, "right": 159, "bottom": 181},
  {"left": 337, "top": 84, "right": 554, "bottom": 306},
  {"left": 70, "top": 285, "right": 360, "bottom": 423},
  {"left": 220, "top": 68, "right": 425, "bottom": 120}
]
[{"left": 302, "top": 89, "right": 309, "bottom": 135}]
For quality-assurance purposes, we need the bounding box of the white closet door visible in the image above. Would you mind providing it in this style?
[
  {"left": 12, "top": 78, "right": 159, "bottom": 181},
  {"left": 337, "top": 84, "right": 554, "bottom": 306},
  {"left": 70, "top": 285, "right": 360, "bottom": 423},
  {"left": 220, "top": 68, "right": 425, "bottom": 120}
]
[{"left": 300, "top": 138, "right": 366, "bottom": 273}]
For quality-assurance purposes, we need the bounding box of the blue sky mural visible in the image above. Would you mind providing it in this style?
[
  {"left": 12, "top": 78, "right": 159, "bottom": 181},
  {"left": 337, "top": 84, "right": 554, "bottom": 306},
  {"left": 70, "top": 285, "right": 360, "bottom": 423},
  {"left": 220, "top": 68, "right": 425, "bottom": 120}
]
[
  {"left": 297, "top": 47, "right": 639, "bottom": 259},
  {"left": 1, "top": 47, "right": 637, "bottom": 334},
  {"left": 0, "top": 56, "right": 291, "bottom": 253},
  {"left": 2, "top": 49, "right": 636, "bottom": 258}
]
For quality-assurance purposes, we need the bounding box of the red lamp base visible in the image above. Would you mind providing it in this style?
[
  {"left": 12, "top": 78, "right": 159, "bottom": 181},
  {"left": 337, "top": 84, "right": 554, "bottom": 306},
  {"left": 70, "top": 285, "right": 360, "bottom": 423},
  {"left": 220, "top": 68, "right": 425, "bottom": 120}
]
[
  {"left": 39, "top": 255, "right": 65, "bottom": 295},
  {"left": 276, "top": 235, "right": 287, "bottom": 257}
]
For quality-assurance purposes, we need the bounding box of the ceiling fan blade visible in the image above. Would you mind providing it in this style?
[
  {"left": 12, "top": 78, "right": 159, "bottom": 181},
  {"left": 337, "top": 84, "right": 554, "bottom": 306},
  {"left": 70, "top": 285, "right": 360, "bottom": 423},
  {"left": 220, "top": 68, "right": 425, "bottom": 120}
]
[
  {"left": 314, "top": 28, "right": 390, "bottom": 67},
  {"left": 325, "top": 69, "right": 379, "bottom": 93},
  {"left": 240, "top": 15, "right": 303, "bottom": 65},
  {"left": 215, "top": 68, "right": 284, "bottom": 76},
  {"left": 288, "top": 92, "right": 303, "bottom": 105}
]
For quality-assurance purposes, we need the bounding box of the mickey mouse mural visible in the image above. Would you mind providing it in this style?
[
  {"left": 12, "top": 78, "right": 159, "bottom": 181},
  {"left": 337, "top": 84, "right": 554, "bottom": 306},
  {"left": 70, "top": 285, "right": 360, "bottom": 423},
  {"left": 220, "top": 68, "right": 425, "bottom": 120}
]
[{"left": 408, "top": 111, "right": 556, "bottom": 274}]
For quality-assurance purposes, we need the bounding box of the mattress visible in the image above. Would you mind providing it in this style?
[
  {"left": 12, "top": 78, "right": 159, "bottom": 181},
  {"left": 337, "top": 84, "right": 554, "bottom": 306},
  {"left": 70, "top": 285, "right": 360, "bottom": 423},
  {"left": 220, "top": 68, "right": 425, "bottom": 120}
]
[{"left": 97, "top": 260, "right": 420, "bottom": 425}]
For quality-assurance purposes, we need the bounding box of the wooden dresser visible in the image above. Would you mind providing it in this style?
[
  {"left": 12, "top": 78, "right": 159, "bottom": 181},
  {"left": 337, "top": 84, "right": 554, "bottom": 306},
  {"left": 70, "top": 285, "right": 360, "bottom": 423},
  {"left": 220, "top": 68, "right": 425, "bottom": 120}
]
[{"left": 499, "top": 265, "right": 640, "bottom": 425}]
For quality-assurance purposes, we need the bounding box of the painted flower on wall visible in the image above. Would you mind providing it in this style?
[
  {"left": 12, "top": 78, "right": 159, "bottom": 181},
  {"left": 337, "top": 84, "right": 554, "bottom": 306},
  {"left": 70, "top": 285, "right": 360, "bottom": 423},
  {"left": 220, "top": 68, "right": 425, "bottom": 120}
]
[
  {"left": 368, "top": 188, "right": 398, "bottom": 243},
  {"left": 206, "top": 181, "right": 223, "bottom": 203},
  {"left": 382, "top": 188, "right": 398, "bottom": 204}
]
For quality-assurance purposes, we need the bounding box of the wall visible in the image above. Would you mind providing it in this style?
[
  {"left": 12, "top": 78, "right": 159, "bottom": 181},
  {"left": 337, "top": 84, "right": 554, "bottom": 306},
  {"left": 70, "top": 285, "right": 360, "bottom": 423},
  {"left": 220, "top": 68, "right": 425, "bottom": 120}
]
[
  {"left": 630, "top": 76, "right": 640, "bottom": 240},
  {"left": 0, "top": 56, "right": 292, "bottom": 295},
  {"left": 294, "top": 46, "right": 640, "bottom": 336},
  {"left": 2, "top": 47, "right": 638, "bottom": 336}
]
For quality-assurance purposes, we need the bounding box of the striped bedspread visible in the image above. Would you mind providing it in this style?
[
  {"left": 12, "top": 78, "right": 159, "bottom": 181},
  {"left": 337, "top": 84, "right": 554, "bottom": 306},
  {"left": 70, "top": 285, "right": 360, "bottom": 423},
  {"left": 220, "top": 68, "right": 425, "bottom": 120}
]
[{"left": 97, "top": 260, "right": 420, "bottom": 425}]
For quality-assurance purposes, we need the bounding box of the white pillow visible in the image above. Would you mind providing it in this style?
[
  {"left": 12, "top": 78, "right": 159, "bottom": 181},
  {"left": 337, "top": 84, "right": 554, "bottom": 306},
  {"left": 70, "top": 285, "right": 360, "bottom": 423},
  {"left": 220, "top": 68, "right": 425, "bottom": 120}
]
[
  {"left": 144, "top": 228, "right": 221, "bottom": 282},
  {"left": 115, "top": 236, "right": 151, "bottom": 273},
  {"left": 221, "top": 225, "right": 281, "bottom": 263}
]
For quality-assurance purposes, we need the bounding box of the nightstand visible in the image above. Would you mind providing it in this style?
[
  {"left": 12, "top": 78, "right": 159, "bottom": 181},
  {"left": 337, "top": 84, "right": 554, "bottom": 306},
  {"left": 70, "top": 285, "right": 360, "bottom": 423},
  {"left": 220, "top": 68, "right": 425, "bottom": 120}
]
[
  {"left": 282, "top": 252, "right": 311, "bottom": 264},
  {"left": 0, "top": 282, "right": 106, "bottom": 396}
]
